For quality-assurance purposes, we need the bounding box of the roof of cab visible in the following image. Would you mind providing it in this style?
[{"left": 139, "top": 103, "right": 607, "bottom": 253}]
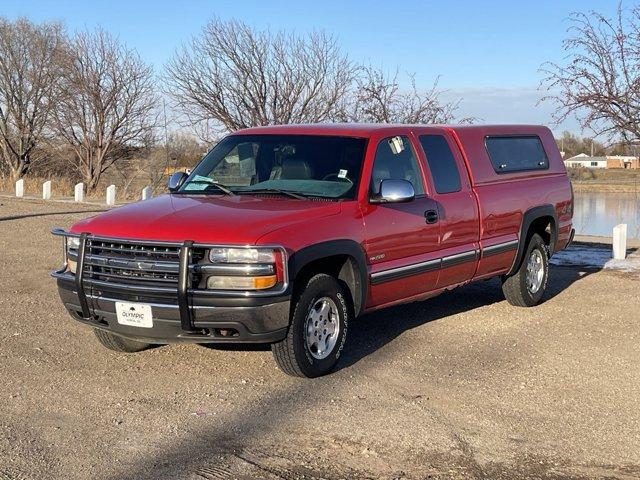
[
  {"left": 233, "top": 123, "right": 549, "bottom": 138},
  {"left": 234, "top": 123, "right": 411, "bottom": 137}
]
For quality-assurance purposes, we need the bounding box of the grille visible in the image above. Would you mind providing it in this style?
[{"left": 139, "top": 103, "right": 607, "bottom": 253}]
[{"left": 83, "top": 239, "right": 203, "bottom": 288}]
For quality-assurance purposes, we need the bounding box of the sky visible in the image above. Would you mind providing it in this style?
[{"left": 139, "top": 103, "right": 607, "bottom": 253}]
[{"left": 1, "top": 0, "right": 625, "bottom": 135}]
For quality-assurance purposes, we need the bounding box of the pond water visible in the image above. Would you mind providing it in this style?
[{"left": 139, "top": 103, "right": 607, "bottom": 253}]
[{"left": 573, "top": 192, "right": 640, "bottom": 239}]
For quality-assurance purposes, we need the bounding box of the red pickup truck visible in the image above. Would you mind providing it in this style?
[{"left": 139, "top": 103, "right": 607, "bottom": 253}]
[{"left": 52, "top": 124, "right": 574, "bottom": 377}]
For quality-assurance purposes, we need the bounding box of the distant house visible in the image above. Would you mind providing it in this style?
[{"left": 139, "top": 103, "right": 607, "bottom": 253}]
[
  {"left": 564, "top": 153, "right": 640, "bottom": 169},
  {"left": 564, "top": 154, "right": 607, "bottom": 169},
  {"left": 605, "top": 155, "right": 640, "bottom": 169}
]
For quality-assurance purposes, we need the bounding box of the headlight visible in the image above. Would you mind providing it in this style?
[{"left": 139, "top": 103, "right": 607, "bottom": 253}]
[
  {"left": 209, "top": 247, "right": 275, "bottom": 264},
  {"left": 206, "top": 247, "right": 283, "bottom": 291},
  {"left": 67, "top": 237, "right": 80, "bottom": 250}
]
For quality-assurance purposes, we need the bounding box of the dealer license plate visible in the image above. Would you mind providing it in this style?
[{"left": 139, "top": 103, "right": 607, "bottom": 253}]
[{"left": 115, "top": 302, "right": 153, "bottom": 328}]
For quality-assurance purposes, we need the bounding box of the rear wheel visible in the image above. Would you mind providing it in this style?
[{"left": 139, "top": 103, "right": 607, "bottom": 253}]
[
  {"left": 93, "top": 329, "right": 151, "bottom": 353},
  {"left": 502, "top": 233, "right": 549, "bottom": 307},
  {"left": 272, "top": 274, "right": 349, "bottom": 378}
]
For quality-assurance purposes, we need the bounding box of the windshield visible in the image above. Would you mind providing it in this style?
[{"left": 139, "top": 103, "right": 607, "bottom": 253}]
[{"left": 178, "top": 134, "right": 367, "bottom": 199}]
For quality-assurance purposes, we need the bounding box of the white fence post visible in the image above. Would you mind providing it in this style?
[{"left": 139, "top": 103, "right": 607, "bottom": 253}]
[
  {"left": 42, "top": 180, "right": 52, "bottom": 200},
  {"left": 613, "top": 224, "right": 628, "bottom": 260},
  {"left": 15, "top": 179, "right": 24, "bottom": 198},
  {"left": 141, "top": 186, "right": 152, "bottom": 200},
  {"left": 74, "top": 182, "right": 84, "bottom": 202},
  {"left": 106, "top": 184, "right": 116, "bottom": 206}
]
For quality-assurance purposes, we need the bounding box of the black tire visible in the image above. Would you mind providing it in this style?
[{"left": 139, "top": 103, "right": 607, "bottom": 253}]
[
  {"left": 271, "top": 274, "right": 349, "bottom": 378},
  {"left": 502, "top": 233, "right": 549, "bottom": 307},
  {"left": 93, "top": 329, "right": 151, "bottom": 353}
]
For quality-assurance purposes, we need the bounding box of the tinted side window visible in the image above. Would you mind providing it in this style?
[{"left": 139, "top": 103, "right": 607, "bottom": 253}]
[
  {"left": 370, "top": 136, "right": 425, "bottom": 196},
  {"left": 485, "top": 136, "right": 549, "bottom": 173},
  {"left": 418, "top": 135, "right": 461, "bottom": 194}
]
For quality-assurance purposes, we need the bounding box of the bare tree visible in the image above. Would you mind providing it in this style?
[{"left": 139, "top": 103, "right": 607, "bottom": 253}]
[
  {"left": 54, "top": 29, "right": 157, "bottom": 191},
  {"left": 110, "top": 132, "right": 205, "bottom": 198},
  {"left": 164, "top": 131, "right": 206, "bottom": 167},
  {"left": 0, "top": 18, "right": 64, "bottom": 180},
  {"left": 165, "top": 18, "right": 356, "bottom": 136},
  {"left": 541, "top": 4, "right": 640, "bottom": 143},
  {"left": 555, "top": 131, "right": 608, "bottom": 158},
  {"left": 346, "top": 66, "right": 469, "bottom": 124}
]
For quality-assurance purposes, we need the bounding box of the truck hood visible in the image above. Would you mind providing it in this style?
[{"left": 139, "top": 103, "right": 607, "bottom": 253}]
[{"left": 70, "top": 194, "right": 342, "bottom": 244}]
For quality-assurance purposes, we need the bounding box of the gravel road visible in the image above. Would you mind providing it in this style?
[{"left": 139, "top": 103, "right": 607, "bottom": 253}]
[{"left": 1, "top": 197, "right": 639, "bottom": 480}]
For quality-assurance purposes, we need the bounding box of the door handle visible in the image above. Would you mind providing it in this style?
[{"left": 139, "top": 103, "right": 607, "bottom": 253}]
[{"left": 425, "top": 209, "right": 439, "bottom": 224}]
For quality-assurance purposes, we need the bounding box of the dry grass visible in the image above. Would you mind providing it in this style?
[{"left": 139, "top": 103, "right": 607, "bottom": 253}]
[
  {"left": 566, "top": 168, "right": 640, "bottom": 193},
  {"left": 572, "top": 182, "right": 640, "bottom": 193},
  {"left": 567, "top": 167, "right": 640, "bottom": 181},
  {"left": 0, "top": 176, "right": 76, "bottom": 198},
  {"left": 0, "top": 176, "right": 166, "bottom": 201}
]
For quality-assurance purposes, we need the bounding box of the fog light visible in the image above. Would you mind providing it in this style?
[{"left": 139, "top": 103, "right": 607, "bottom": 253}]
[{"left": 206, "top": 275, "right": 277, "bottom": 290}]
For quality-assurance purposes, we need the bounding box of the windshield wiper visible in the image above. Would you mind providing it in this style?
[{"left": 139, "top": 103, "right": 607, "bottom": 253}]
[
  {"left": 236, "top": 188, "right": 309, "bottom": 200},
  {"left": 181, "top": 179, "right": 235, "bottom": 196}
]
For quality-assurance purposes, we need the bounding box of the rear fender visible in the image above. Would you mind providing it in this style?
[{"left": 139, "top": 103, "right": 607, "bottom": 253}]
[{"left": 508, "top": 204, "right": 557, "bottom": 276}]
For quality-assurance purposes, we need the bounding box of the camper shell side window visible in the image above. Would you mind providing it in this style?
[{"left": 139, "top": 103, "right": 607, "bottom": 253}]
[{"left": 485, "top": 135, "right": 549, "bottom": 174}]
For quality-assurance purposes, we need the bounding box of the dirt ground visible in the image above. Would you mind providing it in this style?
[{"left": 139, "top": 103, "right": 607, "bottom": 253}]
[{"left": 1, "top": 196, "right": 639, "bottom": 480}]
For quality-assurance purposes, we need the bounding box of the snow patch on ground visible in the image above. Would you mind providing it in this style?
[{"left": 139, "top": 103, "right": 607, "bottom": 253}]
[
  {"left": 550, "top": 243, "right": 640, "bottom": 274},
  {"left": 605, "top": 255, "right": 640, "bottom": 273}
]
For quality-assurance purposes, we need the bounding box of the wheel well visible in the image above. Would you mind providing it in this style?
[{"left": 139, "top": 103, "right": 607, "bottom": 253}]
[
  {"left": 292, "top": 255, "right": 363, "bottom": 316},
  {"left": 527, "top": 215, "right": 556, "bottom": 253}
]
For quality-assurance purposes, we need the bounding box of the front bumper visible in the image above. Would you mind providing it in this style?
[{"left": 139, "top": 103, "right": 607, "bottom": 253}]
[
  {"left": 54, "top": 272, "right": 290, "bottom": 343},
  {"left": 51, "top": 229, "right": 291, "bottom": 344}
]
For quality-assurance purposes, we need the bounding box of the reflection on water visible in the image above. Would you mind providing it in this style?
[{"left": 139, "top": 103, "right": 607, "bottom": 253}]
[{"left": 573, "top": 192, "right": 640, "bottom": 239}]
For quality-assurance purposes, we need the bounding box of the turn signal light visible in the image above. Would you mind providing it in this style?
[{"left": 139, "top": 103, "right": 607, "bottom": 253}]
[
  {"left": 67, "top": 259, "right": 77, "bottom": 274},
  {"left": 206, "top": 275, "right": 277, "bottom": 290}
]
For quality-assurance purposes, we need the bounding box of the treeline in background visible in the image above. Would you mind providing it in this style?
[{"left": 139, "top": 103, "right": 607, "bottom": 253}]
[
  {"left": 0, "top": 17, "right": 467, "bottom": 199},
  {"left": 2, "top": 3, "right": 640, "bottom": 198}
]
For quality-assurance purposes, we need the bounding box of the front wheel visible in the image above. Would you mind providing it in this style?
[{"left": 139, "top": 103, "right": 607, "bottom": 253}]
[
  {"left": 271, "top": 274, "right": 349, "bottom": 378},
  {"left": 502, "top": 233, "right": 549, "bottom": 307}
]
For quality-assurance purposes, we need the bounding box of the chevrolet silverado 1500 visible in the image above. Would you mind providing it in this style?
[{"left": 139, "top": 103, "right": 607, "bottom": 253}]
[{"left": 52, "top": 124, "right": 574, "bottom": 377}]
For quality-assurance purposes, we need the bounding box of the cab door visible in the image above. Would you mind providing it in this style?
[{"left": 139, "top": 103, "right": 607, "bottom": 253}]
[
  {"left": 362, "top": 134, "right": 441, "bottom": 307},
  {"left": 415, "top": 129, "right": 480, "bottom": 288}
]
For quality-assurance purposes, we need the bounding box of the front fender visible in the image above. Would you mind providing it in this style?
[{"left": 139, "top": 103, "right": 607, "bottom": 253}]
[{"left": 288, "top": 239, "right": 368, "bottom": 316}]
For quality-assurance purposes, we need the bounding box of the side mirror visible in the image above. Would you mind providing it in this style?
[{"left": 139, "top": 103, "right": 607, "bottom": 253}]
[
  {"left": 167, "top": 172, "right": 188, "bottom": 192},
  {"left": 372, "top": 179, "right": 415, "bottom": 203}
]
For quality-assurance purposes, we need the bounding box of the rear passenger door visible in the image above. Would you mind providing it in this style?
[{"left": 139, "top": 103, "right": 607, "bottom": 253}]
[{"left": 416, "top": 131, "right": 480, "bottom": 288}]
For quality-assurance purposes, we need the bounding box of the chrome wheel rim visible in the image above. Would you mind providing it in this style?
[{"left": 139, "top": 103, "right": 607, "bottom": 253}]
[
  {"left": 526, "top": 249, "right": 545, "bottom": 294},
  {"left": 304, "top": 297, "right": 340, "bottom": 360}
]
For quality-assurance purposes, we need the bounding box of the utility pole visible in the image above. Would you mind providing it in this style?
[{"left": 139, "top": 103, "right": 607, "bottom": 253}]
[{"left": 163, "top": 98, "right": 169, "bottom": 166}]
